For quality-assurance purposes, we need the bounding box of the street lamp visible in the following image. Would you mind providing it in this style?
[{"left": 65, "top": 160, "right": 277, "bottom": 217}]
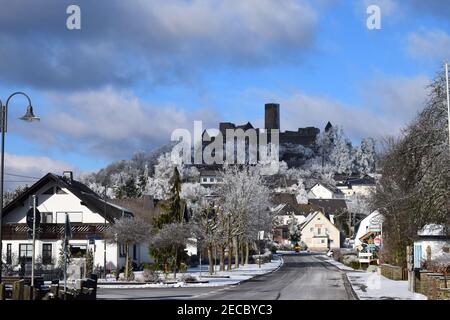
[{"left": 0, "top": 92, "right": 39, "bottom": 283}]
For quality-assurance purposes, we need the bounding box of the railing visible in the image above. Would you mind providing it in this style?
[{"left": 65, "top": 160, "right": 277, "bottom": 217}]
[{"left": 2, "top": 223, "right": 109, "bottom": 240}]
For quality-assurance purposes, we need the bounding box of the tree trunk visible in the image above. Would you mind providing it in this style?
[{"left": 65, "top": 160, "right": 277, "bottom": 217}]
[
  {"left": 173, "top": 247, "right": 178, "bottom": 280},
  {"left": 207, "top": 246, "right": 214, "bottom": 275},
  {"left": 245, "top": 242, "right": 249, "bottom": 265},
  {"left": 240, "top": 242, "right": 245, "bottom": 266},
  {"left": 125, "top": 243, "right": 129, "bottom": 280},
  {"left": 234, "top": 237, "right": 239, "bottom": 269},
  {"left": 220, "top": 245, "right": 225, "bottom": 271},
  {"left": 227, "top": 240, "right": 233, "bottom": 271}
]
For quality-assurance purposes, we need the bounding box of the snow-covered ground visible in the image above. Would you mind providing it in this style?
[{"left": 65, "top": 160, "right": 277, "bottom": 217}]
[
  {"left": 321, "top": 257, "right": 427, "bottom": 300},
  {"left": 346, "top": 272, "right": 427, "bottom": 300},
  {"left": 97, "top": 257, "right": 283, "bottom": 289}
]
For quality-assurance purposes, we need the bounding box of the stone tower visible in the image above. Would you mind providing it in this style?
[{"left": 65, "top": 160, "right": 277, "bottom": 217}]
[{"left": 265, "top": 103, "right": 280, "bottom": 130}]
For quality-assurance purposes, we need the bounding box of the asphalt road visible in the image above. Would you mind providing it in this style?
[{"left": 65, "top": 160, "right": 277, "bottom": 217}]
[{"left": 97, "top": 253, "right": 354, "bottom": 300}]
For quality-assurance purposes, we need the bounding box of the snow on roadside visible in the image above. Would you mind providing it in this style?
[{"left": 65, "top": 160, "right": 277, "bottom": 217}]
[
  {"left": 346, "top": 272, "right": 427, "bottom": 300},
  {"left": 322, "top": 258, "right": 355, "bottom": 271},
  {"left": 97, "top": 258, "right": 283, "bottom": 289}
]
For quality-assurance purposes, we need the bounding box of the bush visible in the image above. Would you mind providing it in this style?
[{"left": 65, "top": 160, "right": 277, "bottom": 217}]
[
  {"left": 349, "top": 261, "right": 360, "bottom": 270},
  {"left": 143, "top": 269, "right": 160, "bottom": 283},
  {"left": 181, "top": 274, "right": 197, "bottom": 283},
  {"left": 179, "top": 262, "right": 188, "bottom": 273},
  {"left": 270, "top": 245, "right": 278, "bottom": 254}
]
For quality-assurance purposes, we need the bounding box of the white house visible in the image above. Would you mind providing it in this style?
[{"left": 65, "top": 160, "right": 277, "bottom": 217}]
[
  {"left": 307, "top": 183, "right": 344, "bottom": 200},
  {"left": 413, "top": 224, "right": 450, "bottom": 267},
  {"left": 1, "top": 172, "right": 152, "bottom": 276},
  {"left": 299, "top": 211, "right": 340, "bottom": 252},
  {"left": 353, "top": 210, "right": 383, "bottom": 249}
]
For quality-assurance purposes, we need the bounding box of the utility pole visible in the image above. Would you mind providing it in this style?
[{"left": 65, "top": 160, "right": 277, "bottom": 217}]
[
  {"left": 31, "top": 195, "right": 37, "bottom": 288},
  {"left": 103, "top": 186, "right": 107, "bottom": 279},
  {"left": 445, "top": 62, "right": 450, "bottom": 156}
]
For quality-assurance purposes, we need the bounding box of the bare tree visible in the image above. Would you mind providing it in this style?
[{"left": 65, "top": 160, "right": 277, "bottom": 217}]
[
  {"left": 106, "top": 217, "right": 152, "bottom": 280},
  {"left": 372, "top": 68, "right": 450, "bottom": 266},
  {"left": 149, "top": 222, "right": 194, "bottom": 279}
]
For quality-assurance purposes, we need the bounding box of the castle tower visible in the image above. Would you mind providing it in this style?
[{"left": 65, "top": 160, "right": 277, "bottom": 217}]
[{"left": 265, "top": 103, "right": 280, "bottom": 130}]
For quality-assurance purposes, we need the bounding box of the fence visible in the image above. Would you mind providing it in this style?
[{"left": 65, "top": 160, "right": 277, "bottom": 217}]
[{"left": 380, "top": 264, "right": 408, "bottom": 280}]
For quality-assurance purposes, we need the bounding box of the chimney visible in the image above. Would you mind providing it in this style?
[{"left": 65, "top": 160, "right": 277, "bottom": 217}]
[
  {"left": 62, "top": 171, "right": 74, "bottom": 183},
  {"left": 265, "top": 103, "right": 280, "bottom": 130}
]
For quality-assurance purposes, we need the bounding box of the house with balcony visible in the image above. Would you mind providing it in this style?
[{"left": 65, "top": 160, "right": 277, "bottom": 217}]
[{"left": 1, "top": 171, "right": 152, "bottom": 276}]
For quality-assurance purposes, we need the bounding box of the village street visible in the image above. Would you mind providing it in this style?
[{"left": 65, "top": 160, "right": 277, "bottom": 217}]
[{"left": 97, "top": 253, "right": 354, "bottom": 300}]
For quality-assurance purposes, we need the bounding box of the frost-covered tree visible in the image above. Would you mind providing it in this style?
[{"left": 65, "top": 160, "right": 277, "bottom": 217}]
[
  {"left": 149, "top": 222, "right": 193, "bottom": 279},
  {"left": 215, "top": 165, "right": 272, "bottom": 269},
  {"left": 329, "top": 127, "right": 353, "bottom": 174},
  {"left": 353, "top": 138, "right": 376, "bottom": 174},
  {"left": 288, "top": 213, "right": 301, "bottom": 246},
  {"left": 372, "top": 68, "right": 450, "bottom": 266},
  {"left": 106, "top": 217, "right": 152, "bottom": 280}
]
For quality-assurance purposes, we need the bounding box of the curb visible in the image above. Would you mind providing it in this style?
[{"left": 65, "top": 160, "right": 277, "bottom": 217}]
[
  {"left": 342, "top": 273, "right": 360, "bottom": 300},
  {"left": 318, "top": 256, "right": 359, "bottom": 300}
]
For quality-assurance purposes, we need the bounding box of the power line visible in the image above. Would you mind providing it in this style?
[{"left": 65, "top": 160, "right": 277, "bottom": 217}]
[{"left": 4, "top": 173, "right": 40, "bottom": 180}]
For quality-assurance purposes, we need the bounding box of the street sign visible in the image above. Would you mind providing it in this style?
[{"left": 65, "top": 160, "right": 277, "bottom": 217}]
[
  {"left": 374, "top": 236, "right": 382, "bottom": 246},
  {"left": 26, "top": 207, "right": 41, "bottom": 229}
]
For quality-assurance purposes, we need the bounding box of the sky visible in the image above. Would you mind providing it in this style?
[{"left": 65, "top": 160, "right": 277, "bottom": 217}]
[{"left": 0, "top": 0, "right": 449, "bottom": 189}]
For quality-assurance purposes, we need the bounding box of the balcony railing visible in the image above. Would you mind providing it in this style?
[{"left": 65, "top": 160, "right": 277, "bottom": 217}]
[{"left": 2, "top": 223, "right": 109, "bottom": 240}]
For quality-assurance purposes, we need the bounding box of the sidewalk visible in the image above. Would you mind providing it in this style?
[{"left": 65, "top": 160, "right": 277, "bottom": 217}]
[
  {"left": 97, "top": 256, "right": 283, "bottom": 289},
  {"left": 346, "top": 272, "right": 427, "bottom": 300},
  {"left": 321, "top": 257, "right": 427, "bottom": 300}
]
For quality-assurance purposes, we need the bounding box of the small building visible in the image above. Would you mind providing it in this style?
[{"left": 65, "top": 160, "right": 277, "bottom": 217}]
[
  {"left": 353, "top": 210, "right": 383, "bottom": 249},
  {"left": 299, "top": 211, "right": 340, "bottom": 252},
  {"left": 336, "top": 175, "right": 376, "bottom": 199},
  {"left": 307, "top": 182, "right": 345, "bottom": 200},
  {"left": 413, "top": 224, "right": 450, "bottom": 268}
]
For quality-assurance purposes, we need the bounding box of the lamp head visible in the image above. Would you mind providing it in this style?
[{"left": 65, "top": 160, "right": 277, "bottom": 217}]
[{"left": 19, "top": 105, "right": 40, "bottom": 122}]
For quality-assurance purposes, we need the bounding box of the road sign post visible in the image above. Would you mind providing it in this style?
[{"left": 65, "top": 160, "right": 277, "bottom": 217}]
[{"left": 26, "top": 196, "right": 40, "bottom": 289}]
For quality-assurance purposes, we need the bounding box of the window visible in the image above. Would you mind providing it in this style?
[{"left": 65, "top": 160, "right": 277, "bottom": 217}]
[
  {"left": 19, "top": 244, "right": 33, "bottom": 262},
  {"left": 321, "top": 240, "right": 325, "bottom": 244},
  {"left": 133, "top": 245, "right": 137, "bottom": 260},
  {"left": 69, "top": 244, "right": 87, "bottom": 258},
  {"left": 42, "top": 244, "right": 52, "bottom": 265},
  {"left": 202, "top": 178, "right": 207, "bottom": 183},
  {"left": 41, "top": 212, "right": 53, "bottom": 224},
  {"left": 310, "top": 227, "right": 313, "bottom": 232},
  {"left": 43, "top": 187, "right": 54, "bottom": 195},
  {"left": 55, "top": 187, "right": 67, "bottom": 194},
  {"left": 119, "top": 244, "right": 126, "bottom": 258},
  {"left": 317, "top": 228, "right": 321, "bottom": 235},
  {"left": 6, "top": 244, "right": 12, "bottom": 265}
]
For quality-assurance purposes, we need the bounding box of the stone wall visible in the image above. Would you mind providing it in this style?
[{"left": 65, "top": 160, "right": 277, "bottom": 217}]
[
  {"left": 414, "top": 270, "right": 450, "bottom": 300},
  {"left": 380, "top": 264, "right": 406, "bottom": 280}
]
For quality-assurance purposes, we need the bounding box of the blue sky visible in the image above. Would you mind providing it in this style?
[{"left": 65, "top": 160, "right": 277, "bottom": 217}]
[{"left": 0, "top": 0, "right": 449, "bottom": 188}]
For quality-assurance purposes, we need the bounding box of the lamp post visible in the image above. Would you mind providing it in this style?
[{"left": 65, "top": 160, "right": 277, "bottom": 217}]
[{"left": 0, "top": 92, "right": 39, "bottom": 283}]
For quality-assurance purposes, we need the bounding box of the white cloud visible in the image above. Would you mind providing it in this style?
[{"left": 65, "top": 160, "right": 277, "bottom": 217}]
[
  {"left": 17, "top": 88, "right": 221, "bottom": 160},
  {"left": 406, "top": 29, "right": 450, "bottom": 61},
  {"left": 4, "top": 153, "right": 75, "bottom": 190},
  {"left": 0, "top": 0, "right": 319, "bottom": 89},
  {"left": 257, "top": 75, "right": 429, "bottom": 142}
]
